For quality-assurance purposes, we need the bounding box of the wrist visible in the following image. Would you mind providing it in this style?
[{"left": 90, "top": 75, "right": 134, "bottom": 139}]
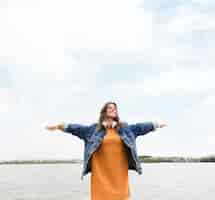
[
  {"left": 57, "top": 123, "right": 65, "bottom": 130},
  {"left": 154, "top": 121, "right": 160, "bottom": 128}
]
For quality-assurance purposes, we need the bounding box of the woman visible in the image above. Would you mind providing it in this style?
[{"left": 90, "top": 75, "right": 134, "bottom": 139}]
[{"left": 45, "top": 101, "right": 167, "bottom": 200}]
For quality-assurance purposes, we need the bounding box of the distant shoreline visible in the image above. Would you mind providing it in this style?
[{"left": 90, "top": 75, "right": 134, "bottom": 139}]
[
  {"left": 138, "top": 155, "right": 215, "bottom": 163},
  {"left": 0, "top": 155, "right": 215, "bottom": 164}
]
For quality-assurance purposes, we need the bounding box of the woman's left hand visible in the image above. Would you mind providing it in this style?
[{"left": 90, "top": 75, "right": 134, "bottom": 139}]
[{"left": 159, "top": 123, "right": 168, "bottom": 128}]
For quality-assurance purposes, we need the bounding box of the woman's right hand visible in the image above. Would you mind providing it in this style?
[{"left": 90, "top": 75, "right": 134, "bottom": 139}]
[
  {"left": 45, "top": 125, "right": 58, "bottom": 131},
  {"left": 45, "top": 123, "right": 65, "bottom": 131}
]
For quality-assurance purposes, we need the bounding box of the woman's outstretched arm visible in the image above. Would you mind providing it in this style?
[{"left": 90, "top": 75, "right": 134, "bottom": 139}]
[
  {"left": 45, "top": 122, "right": 91, "bottom": 141},
  {"left": 128, "top": 121, "right": 167, "bottom": 138}
]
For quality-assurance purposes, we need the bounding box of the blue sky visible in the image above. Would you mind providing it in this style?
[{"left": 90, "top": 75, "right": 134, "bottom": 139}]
[{"left": 0, "top": 0, "right": 214, "bottom": 160}]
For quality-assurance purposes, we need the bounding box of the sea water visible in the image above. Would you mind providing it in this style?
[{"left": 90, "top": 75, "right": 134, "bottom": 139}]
[{"left": 0, "top": 162, "right": 214, "bottom": 200}]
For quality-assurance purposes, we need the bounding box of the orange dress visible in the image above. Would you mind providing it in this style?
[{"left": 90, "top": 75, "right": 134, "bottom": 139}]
[{"left": 90, "top": 127, "right": 131, "bottom": 200}]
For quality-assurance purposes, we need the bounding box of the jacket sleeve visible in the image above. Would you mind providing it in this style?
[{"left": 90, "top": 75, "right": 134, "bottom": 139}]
[
  {"left": 128, "top": 121, "right": 159, "bottom": 138},
  {"left": 63, "top": 122, "right": 90, "bottom": 141}
]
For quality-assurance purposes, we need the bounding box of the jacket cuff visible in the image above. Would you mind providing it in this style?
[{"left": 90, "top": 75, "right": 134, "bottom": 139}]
[
  {"left": 152, "top": 121, "right": 160, "bottom": 131},
  {"left": 63, "top": 122, "right": 69, "bottom": 131}
]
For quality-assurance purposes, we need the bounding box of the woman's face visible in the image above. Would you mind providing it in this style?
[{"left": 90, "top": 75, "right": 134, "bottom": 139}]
[{"left": 106, "top": 103, "right": 117, "bottom": 119}]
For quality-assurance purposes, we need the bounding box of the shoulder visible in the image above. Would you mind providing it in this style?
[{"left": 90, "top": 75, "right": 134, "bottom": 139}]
[
  {"left": 119, "top": 121, "right": 129, "bottom": 127},
  {"left": 89, "top": 122, "right": 99, "bottom": 130},
  {"left": 90, "top": 122, "right": 98, "bottom": 127}
]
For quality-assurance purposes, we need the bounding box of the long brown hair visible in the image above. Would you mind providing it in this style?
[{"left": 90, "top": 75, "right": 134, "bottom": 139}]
[{"left": 95, "top": 101, "right": 128, "bottom": 132}]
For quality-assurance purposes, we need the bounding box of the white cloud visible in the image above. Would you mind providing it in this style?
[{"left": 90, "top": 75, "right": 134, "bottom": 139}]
[
  {"left": 184, "top": 94, "right": 215, "bottom": 132},
  {"left": 0, "top": 88, "right": 17, "bottom": 114},
  {"left": 109, "top": 67, "right": 215, "bottom": 97},
  {"left": 1, "top": 0, "right": 153, "bottom": 66},
  {"left": 164, "top": 7, "right": 215, "bottom": 33},
  {"left": 0, "top": 0, "right": 214, "bottom": 159}
]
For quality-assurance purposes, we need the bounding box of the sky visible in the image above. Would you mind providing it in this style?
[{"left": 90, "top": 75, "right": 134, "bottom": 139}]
[{"left": 0, "top": 0, "right": 214, "bottom": 160}]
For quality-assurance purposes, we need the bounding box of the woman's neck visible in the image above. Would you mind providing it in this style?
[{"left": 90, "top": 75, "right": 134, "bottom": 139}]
[
  {"left": 104, "top": 117, "right": 114, "bottom": 123},
  {"left": 102, "top": 118, "right": 117, "bottom": 128}
]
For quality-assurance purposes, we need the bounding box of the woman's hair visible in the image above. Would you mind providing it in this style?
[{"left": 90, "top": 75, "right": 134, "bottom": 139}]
[{"left": 95, "top": 101, "right": 128, "bottom": 132}]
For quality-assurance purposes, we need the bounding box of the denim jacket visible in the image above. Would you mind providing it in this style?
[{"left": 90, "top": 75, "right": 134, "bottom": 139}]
[{"left": 63, "top": 121, "right": 159, "bottom": 180}]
